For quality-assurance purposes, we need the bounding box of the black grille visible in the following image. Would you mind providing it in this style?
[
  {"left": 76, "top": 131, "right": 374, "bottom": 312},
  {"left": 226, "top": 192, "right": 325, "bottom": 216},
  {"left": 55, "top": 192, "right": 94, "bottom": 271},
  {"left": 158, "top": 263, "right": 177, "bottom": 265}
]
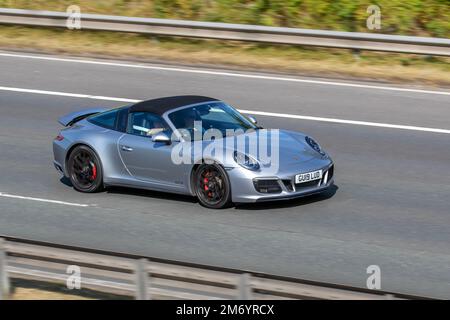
[
  {"left": 294, "top": 180, "right": 320, "bottom": 190},
  {"left": 319, "top": 165, "right": 334, "bottom": 185},
  {"left": 253, "top": 179, "right": 282, "bottom": 194},
  {"left": 328, "top": 165, "right": 334, "bottom": 180},
  {"left": 282, "top": 179, "right": 294, "bottom": 192}
]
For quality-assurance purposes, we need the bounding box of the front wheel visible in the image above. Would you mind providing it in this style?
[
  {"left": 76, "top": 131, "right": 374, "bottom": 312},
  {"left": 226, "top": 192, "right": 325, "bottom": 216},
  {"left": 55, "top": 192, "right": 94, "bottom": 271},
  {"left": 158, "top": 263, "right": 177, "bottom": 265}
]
[
  {"left": 67, "top": 145, "right": 104, "bottom": 193},
  {"left": 194, "top": 164, "right": 232, "bottom": 209}
]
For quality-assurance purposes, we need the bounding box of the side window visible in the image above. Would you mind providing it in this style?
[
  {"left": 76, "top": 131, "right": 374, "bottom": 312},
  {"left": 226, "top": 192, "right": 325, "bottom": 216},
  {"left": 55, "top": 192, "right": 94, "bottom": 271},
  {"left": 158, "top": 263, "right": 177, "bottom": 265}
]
[
  {"left": 88, "top": 109, "right": 119, "bottom": 130},
  {"left": 127, "top": 112, "right": 169, "bottom": 137}
]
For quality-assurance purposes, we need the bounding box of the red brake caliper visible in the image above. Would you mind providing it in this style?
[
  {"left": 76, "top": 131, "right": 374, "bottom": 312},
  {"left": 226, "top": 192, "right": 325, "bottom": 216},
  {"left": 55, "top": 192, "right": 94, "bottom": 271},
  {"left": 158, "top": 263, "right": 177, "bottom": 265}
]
[
  {"left": 203, "top": 172, "right": 213, "bottom": 198},
  {"left": 91, "top": 162, "right": 97, "bottom": 181}
]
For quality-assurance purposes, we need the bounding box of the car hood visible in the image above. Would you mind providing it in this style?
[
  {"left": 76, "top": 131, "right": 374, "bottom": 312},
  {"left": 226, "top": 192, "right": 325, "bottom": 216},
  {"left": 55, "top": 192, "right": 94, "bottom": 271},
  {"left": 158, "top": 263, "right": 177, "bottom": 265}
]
[{"left": 204, "top": 129, "right": 328, "bottom": 170}]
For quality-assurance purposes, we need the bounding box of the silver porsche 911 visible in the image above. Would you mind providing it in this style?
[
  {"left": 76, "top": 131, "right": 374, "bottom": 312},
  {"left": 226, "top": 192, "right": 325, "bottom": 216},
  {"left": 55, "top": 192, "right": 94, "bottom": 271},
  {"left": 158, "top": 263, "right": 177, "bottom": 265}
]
[{"left": 53, "top": 96, "right": 334, "bottom": 208}]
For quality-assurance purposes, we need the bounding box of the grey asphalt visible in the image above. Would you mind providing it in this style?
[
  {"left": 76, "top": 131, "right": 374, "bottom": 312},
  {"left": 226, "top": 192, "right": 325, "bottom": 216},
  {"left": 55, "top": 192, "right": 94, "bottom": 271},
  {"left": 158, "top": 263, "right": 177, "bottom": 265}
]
[{"left": 0, "top": 51, "right": 449, "bottom": 298}]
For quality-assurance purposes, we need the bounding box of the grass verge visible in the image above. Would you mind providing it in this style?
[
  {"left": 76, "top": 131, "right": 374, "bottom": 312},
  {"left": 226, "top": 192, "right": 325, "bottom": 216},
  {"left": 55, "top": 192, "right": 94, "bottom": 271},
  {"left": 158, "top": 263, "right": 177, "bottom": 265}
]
[
  {"left": 0, "top": 25, "right": 449, "bottom": 86},
  {"left": 8, "top": 278, "right": 130, "bottom": 300}
]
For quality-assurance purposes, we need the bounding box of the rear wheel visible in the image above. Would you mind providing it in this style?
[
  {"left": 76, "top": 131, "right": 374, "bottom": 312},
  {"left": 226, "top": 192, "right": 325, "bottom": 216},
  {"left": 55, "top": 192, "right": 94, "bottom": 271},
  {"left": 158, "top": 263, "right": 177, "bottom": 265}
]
[
  {"left": 194, "top": 163, "right": 232, "bottom": 209},
  {"left": 68, "top": 145, "right": 103, "bottom": 193}
]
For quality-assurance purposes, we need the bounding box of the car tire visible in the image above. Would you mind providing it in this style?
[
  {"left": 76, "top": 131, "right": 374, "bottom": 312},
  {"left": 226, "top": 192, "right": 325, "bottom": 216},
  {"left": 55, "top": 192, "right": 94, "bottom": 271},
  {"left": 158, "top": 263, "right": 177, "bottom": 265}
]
[
  {"left": 67, "top": 145, "right": 104, "bottom": 193},
  {"left": 194, "top": 163, "right": 232, "bottom": 209}
]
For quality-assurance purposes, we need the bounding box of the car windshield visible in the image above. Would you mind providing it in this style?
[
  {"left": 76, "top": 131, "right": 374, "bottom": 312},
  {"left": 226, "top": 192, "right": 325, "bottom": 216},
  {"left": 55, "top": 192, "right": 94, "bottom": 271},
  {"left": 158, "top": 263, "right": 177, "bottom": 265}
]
[{"left": 168, "top": 102, "right": 258, "bottom": 140}]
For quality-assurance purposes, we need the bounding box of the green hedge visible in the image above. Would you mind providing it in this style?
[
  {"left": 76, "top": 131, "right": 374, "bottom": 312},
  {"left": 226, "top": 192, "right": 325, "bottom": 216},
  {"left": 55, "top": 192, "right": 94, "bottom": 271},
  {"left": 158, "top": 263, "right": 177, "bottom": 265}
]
[{"left": 1, "top": 0, "right": 448, "bottom": 37}]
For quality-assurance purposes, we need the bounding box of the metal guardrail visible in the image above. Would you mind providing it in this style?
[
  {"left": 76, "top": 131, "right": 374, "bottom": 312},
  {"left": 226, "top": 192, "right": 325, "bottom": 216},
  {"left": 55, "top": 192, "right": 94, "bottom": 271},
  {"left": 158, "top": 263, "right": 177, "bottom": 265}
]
[
  {"left": 0, "top": 8, "right": 449, "bottom": 56},
  {"left": 0, "top": 236, "right": 430, "bottom": 300}
]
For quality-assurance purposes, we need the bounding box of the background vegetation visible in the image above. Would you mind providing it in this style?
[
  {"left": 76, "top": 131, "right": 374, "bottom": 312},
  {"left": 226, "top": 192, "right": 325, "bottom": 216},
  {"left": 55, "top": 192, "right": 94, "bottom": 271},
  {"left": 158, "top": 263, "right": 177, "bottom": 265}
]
[
  {"left": 0, "top": 1, "right": 448, "bottom": 84},
  {"left": 1, "top": 0, "right": 448, "bottom": 37}
]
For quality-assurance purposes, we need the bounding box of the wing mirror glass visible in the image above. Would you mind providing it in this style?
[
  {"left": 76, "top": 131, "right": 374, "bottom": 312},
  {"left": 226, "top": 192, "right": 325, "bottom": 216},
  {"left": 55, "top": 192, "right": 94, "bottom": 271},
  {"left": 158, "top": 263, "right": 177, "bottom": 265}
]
[
  {"left": 248, "top": 115, "right": 257, "bottom": 125},
  {"left": 152, "top": 132, "right": 171, "bottom": 144}
]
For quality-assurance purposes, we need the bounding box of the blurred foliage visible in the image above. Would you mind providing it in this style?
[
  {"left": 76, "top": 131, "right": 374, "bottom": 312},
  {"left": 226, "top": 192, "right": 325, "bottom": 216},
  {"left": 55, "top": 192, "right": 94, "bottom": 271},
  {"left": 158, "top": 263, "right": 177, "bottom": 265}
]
[
  {"left": 0, "top": 0, "right": 448, "bottom": 37},
  {"left": 1, "top": 25, "right": 449, "bottom": 85}
]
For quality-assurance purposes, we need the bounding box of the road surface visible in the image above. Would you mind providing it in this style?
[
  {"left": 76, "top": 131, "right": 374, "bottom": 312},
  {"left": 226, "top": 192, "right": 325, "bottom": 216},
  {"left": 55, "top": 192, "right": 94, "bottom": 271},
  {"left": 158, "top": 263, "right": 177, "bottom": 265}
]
[{"left": 0, "top": 51, "right": 449, "bottom": 298}]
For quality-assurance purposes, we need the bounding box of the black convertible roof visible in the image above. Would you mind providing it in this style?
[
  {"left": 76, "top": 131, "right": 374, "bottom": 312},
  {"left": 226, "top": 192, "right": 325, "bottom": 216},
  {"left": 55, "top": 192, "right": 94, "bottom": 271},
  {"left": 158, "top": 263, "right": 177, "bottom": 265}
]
[{"left": 129, "top": 95, "right": 219, "bottom": 115}]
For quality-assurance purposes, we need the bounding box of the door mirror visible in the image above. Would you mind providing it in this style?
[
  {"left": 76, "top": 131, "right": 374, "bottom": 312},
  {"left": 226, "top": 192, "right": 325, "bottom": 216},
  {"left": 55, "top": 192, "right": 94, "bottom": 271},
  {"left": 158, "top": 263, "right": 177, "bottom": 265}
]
[
  {"left": 152, "top": 132, "right": 171, "bottom": 144},
  {"left": 248, "top": 115, "right": 257, "bottom": 125}
]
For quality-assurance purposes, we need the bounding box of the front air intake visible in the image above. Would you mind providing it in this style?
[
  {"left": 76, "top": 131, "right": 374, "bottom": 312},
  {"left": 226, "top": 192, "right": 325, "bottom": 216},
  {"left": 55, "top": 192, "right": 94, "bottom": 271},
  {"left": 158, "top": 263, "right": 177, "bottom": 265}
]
[{"left": 253, "top": 179, "right": 282, "bottom": 194}]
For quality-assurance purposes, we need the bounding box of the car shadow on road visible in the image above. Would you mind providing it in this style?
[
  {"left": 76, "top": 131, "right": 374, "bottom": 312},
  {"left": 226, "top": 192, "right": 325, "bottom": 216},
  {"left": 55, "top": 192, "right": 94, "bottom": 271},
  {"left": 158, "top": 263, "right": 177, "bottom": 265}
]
[
  {"left": 60, "top": 176, "right": 199, "bottom": 204},
  {"left": 60, "top": 177, "right": 73, "bottom": 187},
  {"left": 105, "top": 186, "right": 199, "bottom": 204},
  {"left": 234, "top": 184, "right": 339, "bottom": 211},
  {"left": 60, "top": 176, "right": 338, "bottom": 209}
]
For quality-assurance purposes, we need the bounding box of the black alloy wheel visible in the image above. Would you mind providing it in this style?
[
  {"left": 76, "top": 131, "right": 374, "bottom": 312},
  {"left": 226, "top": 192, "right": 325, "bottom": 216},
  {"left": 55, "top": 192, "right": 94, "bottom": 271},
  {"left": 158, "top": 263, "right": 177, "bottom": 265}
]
[
  {"left": 194, "top": 163, "right": 232, "bottom": 209},
  {"left": 68, "top": 145, "right": 103, "bottom": 193}
]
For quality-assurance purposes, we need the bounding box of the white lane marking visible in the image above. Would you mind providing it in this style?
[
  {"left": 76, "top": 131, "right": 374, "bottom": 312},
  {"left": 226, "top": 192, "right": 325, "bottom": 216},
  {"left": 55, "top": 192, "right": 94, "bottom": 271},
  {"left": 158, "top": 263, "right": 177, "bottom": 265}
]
[
  {"left": 0, "top": 86, "right": 138, "bottom": 103},
  {"left": 240, "top": 109, "right": 450, "bottom": 134},
  {"left": 0, "top": 192, "right": 91, "bottom": 207},
  {"left": 0, "top": 52, "right": 449, "bottom": 96},
  {"left": 1, "top": 85, "right": 450, "bottom": 134}
]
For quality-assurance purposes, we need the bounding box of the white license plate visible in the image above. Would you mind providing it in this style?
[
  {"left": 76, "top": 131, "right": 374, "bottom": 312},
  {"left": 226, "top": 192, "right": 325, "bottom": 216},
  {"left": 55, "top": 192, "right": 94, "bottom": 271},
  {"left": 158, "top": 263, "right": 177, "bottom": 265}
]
[{"left": 295, "top": 170, "right": 322, "bottom": 184}]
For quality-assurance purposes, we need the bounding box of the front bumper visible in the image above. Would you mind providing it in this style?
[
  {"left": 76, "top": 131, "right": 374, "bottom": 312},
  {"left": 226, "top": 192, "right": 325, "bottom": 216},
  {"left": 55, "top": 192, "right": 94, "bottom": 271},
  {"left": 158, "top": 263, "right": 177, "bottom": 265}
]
[{"left": 229, "top": 161, "right": 334, "bottom": 203}]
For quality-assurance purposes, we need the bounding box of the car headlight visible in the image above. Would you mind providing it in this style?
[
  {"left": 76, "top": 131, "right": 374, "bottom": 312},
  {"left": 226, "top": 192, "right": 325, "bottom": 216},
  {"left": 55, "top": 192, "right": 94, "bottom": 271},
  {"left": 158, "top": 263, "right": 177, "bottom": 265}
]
[
  {"left": 305, "top": 136, "right": 327, "bottom": 157},
  {"left": 233, "top": 151, "right": 260, "bottom": 171}
]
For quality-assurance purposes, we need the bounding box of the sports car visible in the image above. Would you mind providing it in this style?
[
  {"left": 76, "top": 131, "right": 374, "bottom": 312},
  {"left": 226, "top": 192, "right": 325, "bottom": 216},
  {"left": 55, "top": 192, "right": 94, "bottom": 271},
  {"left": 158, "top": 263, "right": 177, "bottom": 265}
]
[{"left": 53, "top": 96, "right": 334, "bottom": 208}]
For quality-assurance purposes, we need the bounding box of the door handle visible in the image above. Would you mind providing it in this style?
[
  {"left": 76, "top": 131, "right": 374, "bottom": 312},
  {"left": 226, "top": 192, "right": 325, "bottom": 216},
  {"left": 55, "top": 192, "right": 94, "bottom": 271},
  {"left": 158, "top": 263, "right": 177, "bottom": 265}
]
[{"left": 121, "top": 145, "right": 133, "bottom": 152}]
